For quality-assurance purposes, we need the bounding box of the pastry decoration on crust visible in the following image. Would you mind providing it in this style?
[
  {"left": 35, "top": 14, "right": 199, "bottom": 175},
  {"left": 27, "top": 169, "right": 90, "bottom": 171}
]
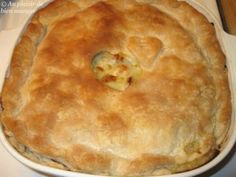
[{"left": 0, "top": 0, "right": 231, "bottom": 176}]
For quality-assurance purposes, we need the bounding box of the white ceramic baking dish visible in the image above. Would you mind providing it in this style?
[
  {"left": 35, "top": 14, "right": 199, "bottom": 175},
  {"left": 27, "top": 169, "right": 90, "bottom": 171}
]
[{"left": 0, "top": 1, "right": 235, "bottom": 177}]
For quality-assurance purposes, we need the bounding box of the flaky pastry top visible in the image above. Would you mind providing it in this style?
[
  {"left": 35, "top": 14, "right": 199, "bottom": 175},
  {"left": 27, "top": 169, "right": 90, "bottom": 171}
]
[{"left": 1, "top": 0, "right": 231, "bottom": 176}]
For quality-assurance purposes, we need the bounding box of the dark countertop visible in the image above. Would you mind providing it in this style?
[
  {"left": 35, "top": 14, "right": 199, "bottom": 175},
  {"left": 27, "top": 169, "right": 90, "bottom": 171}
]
[{"left": 220, "top": 0, "right": 236, "bottom": 35}]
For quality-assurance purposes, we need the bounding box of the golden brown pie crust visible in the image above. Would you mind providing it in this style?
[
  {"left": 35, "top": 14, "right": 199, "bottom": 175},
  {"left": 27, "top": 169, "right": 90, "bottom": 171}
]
[{"left": 0, "top": 0, "right": 231, "bottom": 176}]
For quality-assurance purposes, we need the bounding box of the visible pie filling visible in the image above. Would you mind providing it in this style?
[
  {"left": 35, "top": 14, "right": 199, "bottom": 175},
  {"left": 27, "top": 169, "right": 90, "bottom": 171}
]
[
  {"left": 0, "top": 0, "right": 231, "bottom": 176},
  {"left": 92, "top": 51, "right": 142, "bottom": 91}
]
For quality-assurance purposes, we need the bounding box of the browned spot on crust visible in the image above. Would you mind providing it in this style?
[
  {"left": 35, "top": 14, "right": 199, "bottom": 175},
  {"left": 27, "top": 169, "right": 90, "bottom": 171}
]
[
  {"left": 97, "top": 112, "right": 126, "bottom": 131},
  {"left": 96, "top": 66, "right": 104, "bottom": 72},
  {"left": 114, "top": 53, "right": 124, "bottom": 62},
  {"left": 102, "top": 75, "right": 117, "bottom": 83},
  {"left": 127, "top": 77, "right": 133, "bottom": 85},
  {"left": 0, "top": 0, "right": 230, "bottom": 175},
  {"left": 118, "top": 64, "right": 128, "bottom": 72}
]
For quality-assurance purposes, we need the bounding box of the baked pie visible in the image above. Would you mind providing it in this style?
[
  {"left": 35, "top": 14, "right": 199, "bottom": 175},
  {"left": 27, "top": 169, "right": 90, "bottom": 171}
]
[{"left": 0, "top": 0, "right": 231, "bottom": 176}]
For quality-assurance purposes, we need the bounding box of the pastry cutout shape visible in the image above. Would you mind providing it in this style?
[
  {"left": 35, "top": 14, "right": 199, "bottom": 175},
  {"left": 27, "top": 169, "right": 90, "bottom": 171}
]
[{"left": 127, "top": 36, "right": 162, "bottom": 70}]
